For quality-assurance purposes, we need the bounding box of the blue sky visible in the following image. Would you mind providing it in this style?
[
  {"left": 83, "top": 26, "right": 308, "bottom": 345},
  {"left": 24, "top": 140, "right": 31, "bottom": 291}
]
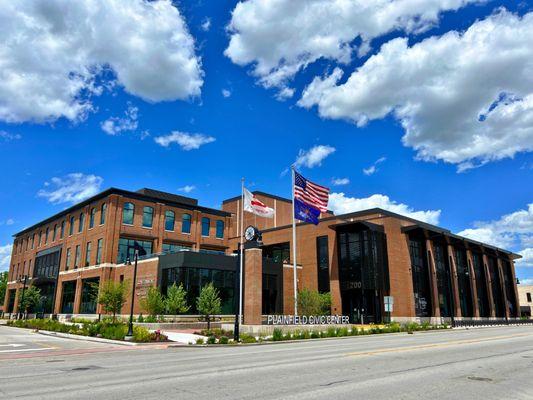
[{"left": 0, "top": 0, "right": 531, "bottom": 280}]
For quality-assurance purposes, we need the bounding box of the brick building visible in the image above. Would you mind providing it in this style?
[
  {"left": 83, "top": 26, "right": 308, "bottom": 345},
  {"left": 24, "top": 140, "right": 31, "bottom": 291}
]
[{"left": 3, "top": 188, "right": 522, "bottom": 323}]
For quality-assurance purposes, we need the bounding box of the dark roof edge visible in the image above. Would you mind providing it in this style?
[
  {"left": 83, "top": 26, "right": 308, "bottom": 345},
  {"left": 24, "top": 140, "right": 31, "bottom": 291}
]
[
  {"left": 13, "top": 187, "right": 230, "bottom": 238},
  {"left": 222, "top": 191, "right": 292, "bottom": 205}
]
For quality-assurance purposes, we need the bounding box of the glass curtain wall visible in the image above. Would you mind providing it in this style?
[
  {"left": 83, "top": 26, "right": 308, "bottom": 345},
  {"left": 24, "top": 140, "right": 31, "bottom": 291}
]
[
  {"left": 454, "top": 248, "right": 473, "bottom": 317},
  {"left": 472, "top": 253, "right": 490, "bottom": 317},
  {"left": 408, "top": 238, "right": 432, "bottom": 317},
  {"left": 433, "top": 243, "right": 452, "bottom": 317}
]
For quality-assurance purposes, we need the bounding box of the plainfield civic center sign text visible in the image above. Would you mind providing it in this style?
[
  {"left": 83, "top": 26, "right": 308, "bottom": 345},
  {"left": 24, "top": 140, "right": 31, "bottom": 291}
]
[{"left": 266, "top": 315, "right": 350, "bottom": 325}]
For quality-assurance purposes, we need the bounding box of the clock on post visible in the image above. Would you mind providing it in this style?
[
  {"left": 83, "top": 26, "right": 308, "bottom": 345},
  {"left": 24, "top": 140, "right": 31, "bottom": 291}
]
[{"left": 244, "top": 225, "right": 262, "bottom": 244}]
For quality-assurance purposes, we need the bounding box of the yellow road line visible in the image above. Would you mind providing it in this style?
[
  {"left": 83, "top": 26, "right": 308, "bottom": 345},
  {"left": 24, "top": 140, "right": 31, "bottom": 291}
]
[{"left": 345, "top": 333, "right": 533, "bottom": 357}]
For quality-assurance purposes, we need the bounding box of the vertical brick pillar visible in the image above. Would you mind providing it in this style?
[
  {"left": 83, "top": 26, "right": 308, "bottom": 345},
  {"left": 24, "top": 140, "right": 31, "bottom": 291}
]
[
  {"left": 54, "top": 282, "right": 63, "bottom": 314},
  {"left": 482, "top": 253, "right": 496, "bottom": 317},
  {"left": 497, "top": 258, "right": 510, "bottom": 319},
  {"left": 466, "top": 249, "right": 480, "bottom": 318},
  {"left": 509, "top": 258, "right": 520, "bottom": 318},
  {"left": 425, "top": 239, "right": 440, "bottom": 318},
  {"left": 73, "top": 276, "right": 83, "bottom": 314},
  {"left": 243, "top": 248, "right": 262, "bottom": 325},
  {"left": 447, "top": 244, "right": 462, "bottom": 318}
]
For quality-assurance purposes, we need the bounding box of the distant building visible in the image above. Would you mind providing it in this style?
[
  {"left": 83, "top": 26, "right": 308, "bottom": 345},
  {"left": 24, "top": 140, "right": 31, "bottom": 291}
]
[
  {"left": 3, "top": 188, "right": 522, "bottom": 323},
  {"left": 517, "top": 285, "right": 533, "bottom": 318}
]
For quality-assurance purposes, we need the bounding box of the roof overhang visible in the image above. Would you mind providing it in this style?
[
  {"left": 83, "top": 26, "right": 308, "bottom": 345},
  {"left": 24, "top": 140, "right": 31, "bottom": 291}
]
[{"left": 329, "top": 220, "right": 385, "bottom": 233}]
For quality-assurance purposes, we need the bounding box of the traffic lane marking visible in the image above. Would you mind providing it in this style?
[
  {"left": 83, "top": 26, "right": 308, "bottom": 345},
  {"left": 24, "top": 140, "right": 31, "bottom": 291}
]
[{"left": 345, "top": 332, "right": 533, "bottom": 357}]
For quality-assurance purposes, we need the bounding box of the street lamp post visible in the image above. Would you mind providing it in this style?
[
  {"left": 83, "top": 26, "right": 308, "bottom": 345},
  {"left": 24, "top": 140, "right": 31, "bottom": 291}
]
[
  {"left": 17, "top": 275, "right": 28, "bottom": 320},
  {"left": 125, "top": 242, "right": 146, "bottom": 341}
]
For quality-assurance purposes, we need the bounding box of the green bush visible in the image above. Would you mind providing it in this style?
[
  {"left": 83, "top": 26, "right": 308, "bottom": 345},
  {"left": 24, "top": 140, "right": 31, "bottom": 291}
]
[
  {"left": 240, "top": 333, "right": 257, "bottom": 344},
  {"left": 337, "top": 327, "right": 349, "bottom": 337},
  {"left": 297, "top": 289, "right": 332, "bottom": 316},
  {"left": 272, "top": 328, "right": 283, "bottom": 341},
  {"left": 326, "top": 327, "right": 337, "bottom": 337},
  {"left": 207, "top": 335, "right": 216, "bottom": 345},
  {"left": 132, "top": 326, "right": 152, "bottom": 343},
  {"left": 196, "top": 337, "right": 205, "bottom": 345},
  {"left": 219, "top": 336, "right": 229, "bottom": 344},
  {"left": 100, "top": 323, "right": 127, "bottom": 341},
  {"left": 310, "top": 331, "right": 320, "bottom": 339}
]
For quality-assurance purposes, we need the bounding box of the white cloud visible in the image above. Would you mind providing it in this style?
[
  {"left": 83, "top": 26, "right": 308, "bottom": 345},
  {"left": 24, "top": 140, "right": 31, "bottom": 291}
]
[
  {"left": 329, "top": 192, "right": 441, "bottom": 224},
  {"left": 363, "top": 156, "right": 387, "bottom": 175},
  {"left": 154, "top": 131, "right": 215, "bottom": 150},
  {"left": 100, "top": 105, "right": 138, "bottom": 135},
  {"left": 516, "top": 248, "right": 533, "bottom": 268},
  {"left": 294, "top": 145, "right": 335, "bottom": 168},
  {"left": 299, "top": 10, "right": 533, "bottom": 170},
  {"left": 225, "top": 0, "right": 478, "bottom": 93},
  {"left": 37, "top": 173, "right": 103, "bottom": 205},
  {"left": 458, "top": 203, "right": 533, "bottom": 250},
  {"left": 0, "top": 244, "right": 13, "bottom": 272},
  {"left": 0, "top": 0, "right": 203, "bottom": 123},
  {"left": 332, "top": 177, "right": 350, "bottom": 186},
  {"left": 222, "top": 89, "right": 232, "bottom": 98},
  {"left": 0, "top": 219, "right": 14, "bottom": 226},
  {"left": 519, "top": 278, "right": 533, "bottom": 285},
  {"left": 0, "top": 131, "right": 22, "bottom": 141},
  {"left": 201, "top": 17, "right": 211, "bottom": 32},
  {"left": 178, "top": 185, "right": 196, "bottom": 193}
]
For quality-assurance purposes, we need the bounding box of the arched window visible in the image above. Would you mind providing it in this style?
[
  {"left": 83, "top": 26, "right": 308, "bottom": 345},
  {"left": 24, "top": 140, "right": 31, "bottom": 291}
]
[
  {"left": 182, "top": 213, "right": 191, "bottom": 234},
  {"left": 201, "top": 217, "right": 210, "bottom": 237},
  {"left": 89, "top": 208, "right": 96, "bottom": 228},
  {"left": 60, "top": 220, "right": 65, "bottom": 239},
  {"left": 69, "top": 216, "right": 75, "bottom": 235},
  {"left": 78, "top": 213, "right": 84, "bottom": 233},
  {"left": 143, "top": 206, "right": 154, "bottom": 228},
  {"left": 52, "top": 224, "right": 57, "bottom": 242},
  {"left": 216, "top": 220, "right": 224, "bottom": 239},
  {"left": 165, "top": 210, "right": 175, "bottom": 231},
  {"left": 100, "top": 203, "right": 107, "bottom": 225},
  {"left": 123, "top": 202, "right": 134, "bottom": 225},
  {"left": 45, "top": 227, "right": 49, "bottom": 244},
  {"left": 38, "top": 231, "right": 42, "bottom": 246}
]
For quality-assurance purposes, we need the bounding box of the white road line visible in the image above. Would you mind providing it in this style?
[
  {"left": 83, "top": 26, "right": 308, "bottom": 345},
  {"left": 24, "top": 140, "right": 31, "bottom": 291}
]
[
  {"left": 0, "top": 347, "right": 54, "bottom": 353},
  {"left": 0, "top": 344, "right": 25, "bottom": 348}
]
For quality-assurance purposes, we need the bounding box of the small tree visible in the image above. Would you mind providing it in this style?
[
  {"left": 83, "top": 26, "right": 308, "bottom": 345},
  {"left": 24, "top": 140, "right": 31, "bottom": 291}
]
[
  {"left": 0, "top": 271, "right": 8, "bottom": 305},
  {"left": 164, "top": 283, "right": 189, "bottom": 316},
  {"left": 196, "top": 283, "right": 221, "bottom": 330},
  {"left": 19, "top": 285, "right": 41, "bottom": 314},
  {"left": 97, "top": 280, "right": 128, "bottom": 322},
  {"left": 298, "top": 289, "right": 331, "bottom": 316},
  {"left": 140, "top": 286, "right": 165, "bottom": 318}
]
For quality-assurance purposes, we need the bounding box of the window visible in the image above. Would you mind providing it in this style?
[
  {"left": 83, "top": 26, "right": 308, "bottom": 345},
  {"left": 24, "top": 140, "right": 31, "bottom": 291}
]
[
  {"left": 52, "top": 224, "right": 57, "bottom": 242},
  {"left": 182, "top": 213, "right": 191, "bottom": 234},
  {"left": 45, "top": 227, "right": 49, "bottom": 244},
  {"left": 117, "top": 238, "right": 153, "bottom": 263},
  {"left": 216, "top": 220, "right": 224, "bottom": 239},
  {"left": 38, "top": 231, "right": 42, "bottom": 247},
  {"left": 316, "top": 236, "right": 330, "bottom": 293},
  {"left": 85, "top": 242, "right": 92, "bottom": 266},
  {"left": 66, "top": 248, "right": 72, "bottom": 270},
  {"left": 96, "top": 239, "right": 103, "bottom": 264},
  {"left": 263, "top": 242, "right": 290, "bottom": 264},
  {"left": 162, "top": 243, "right": 192, "bottom": 254},
  {"left": 199, "top": 248, "right": 225, "bottom": 255},
  {"left": 89, "top": 208, "right": 96, "bottom": 228},
  {"left": 142, "top": 206, "right": 154, "bottom": 228},
  {"left": 123, "top": 202, "right": 134, "bottom": 225},
  {"left": 409, "top": 239, "right": 432, "bottom": 318},
  {"left": 201, "top": 217, "right": 210, "bottom": 236},
  {"left": 100, "top": 203, "right": 107, "bottom": 225},
  {"left": 165, "top": 210, "right": 175, "bottom": 231},
  {"left": 69, "top": 216, "right": 75, "bottom": 235},
  {"left": 75, "top": 245, "right": 81, "bottom": 268},
  {"left": 527, "top": 293, "right": 532, "bottom": 303},
  {"left": 78, "top": 213, "right": 84, "bottom": 233},
  {"left": 26, "top": 237, "right": 29, "bottom": 251},
  {"left": 60, "top": 221, "right": 65, "bottom": 239},
  {"left": 31, "top": 234, "right": 35, "bottom": 249}
]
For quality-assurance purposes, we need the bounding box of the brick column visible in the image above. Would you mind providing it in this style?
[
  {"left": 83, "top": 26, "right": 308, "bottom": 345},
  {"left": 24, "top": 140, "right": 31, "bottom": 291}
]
[
  {"left": 482, "top": 253, "right": 496, "bottom": 317},
  {"left": 54, "top": 282, "right": 64, "bottom": 314},
  {"left": 497, "top": 258, "right": 510, "bottom": 319},
  {"left": 243, "top": 247, "right": 262, "bottom": 325},
  {"left": 447, "top": 244, "right": 462, "bottom": 318},
  {"left": 425, "top": 239, "right": 440, "bottom": 318},
  {"left": 508, "top": 257, "right": 520, "bottom": 318},
  {"left": 73, "top": 276, "right": 83, "bottom": 314},
  {"left": 466, "top": 249, "right": 480, "bottom": 318}
]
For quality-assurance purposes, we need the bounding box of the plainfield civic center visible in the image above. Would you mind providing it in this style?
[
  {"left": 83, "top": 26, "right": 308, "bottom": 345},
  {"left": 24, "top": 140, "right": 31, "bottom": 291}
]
[{"left": 3, "top": 187, "right": 522, "bottom": 324}]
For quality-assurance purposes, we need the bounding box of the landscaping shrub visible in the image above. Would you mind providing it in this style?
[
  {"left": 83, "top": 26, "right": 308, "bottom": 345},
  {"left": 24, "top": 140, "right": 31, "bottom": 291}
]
[
  {"left": 240, "top": 334, "right": 257, "bottom": 344},
  {"left": 207, "top": 335, "right": 216, "bottom": 345},
  {"left": 132, "top": 325, "right": 152, "bottom": 343},
  {"left": 272, "top": 328, "right": 283, "bottom": 341},
  {"left": 297, "top": 289, "right": 332, "bottom": 316},
  {"left": 310, "top": 331, "right": 320, "bottom": 339},
  {"left": 326, "top": 327, "right": 337, "bottom": 337},
  {"left": 219, "top": 336, "right": 229, "bottom": 344},
  {"left": 337, "top": 327, "right": 349, "bottom": 337},
  {"left": 196, "top": 337, "right": 205, "bottom": 345}
]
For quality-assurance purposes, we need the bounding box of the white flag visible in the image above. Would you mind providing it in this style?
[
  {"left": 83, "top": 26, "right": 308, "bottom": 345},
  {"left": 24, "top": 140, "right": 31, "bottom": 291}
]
[{"left": 243, "top": 188, "right": 274, "bottom": 218}]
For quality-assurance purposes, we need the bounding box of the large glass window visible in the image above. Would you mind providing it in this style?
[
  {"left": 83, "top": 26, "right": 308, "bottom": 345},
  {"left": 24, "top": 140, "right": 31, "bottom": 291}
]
[
  {"left": 199, "top": 248, "right": 225, "bottom": 255},
  {"left": 454, "top": 249, "right": 473, "bottom": 317},
  {"left": 117, "top": 238, "right": 153, "bottom": 263},
  {"left": 216, "top": 220, "right": 224, "bottom": 239},
  {"left": 263, "top": 242, "right": 290, "bottom": 264},
  {"left": 85, "top": 242, "right": 92, "bottom": 266},
  {"left": 182, "top": 213, "right": 191, "bottom": 234},
  {"left": 161, "top": 267, "right": 235, "bottom": 314},
  {"left": 433, "top": 244, "right": 452, "bottom": 318},
  {"left": 61, "top": 281, "right": 77, "bottom": 314},
  {"left": 75, "top": 245, "right": 81, "bottom": 268},
  {"left": 96, "top": 239, "right": 103, "bottom": 264},
  {"left": 201, "top": 217, "right": 210, "bottom": 236},
  {"left": 162, "top": 243, "right": 192, "bottom": 254},
  {"left": 165, "top": 210, "right": 175, "bottom": 231},
  {"left": 316, "top": 236, "right": 330, "bottom": 293},
  {"left": 78, "top": 213, "right": 84, "bottom": 233},
  {"left": 502, "top": 259, "right": 518, "bottom": 317},
  {"left": 100, "top": 203, "right": 107, "bottom": 225},
  {"left": 60, "top": 221, "right": 65, "bottom": 239},
  {"left": 69, "top": 216, "right": 75, "bottom": 235},
  {"left": 488, "top": 257, "right": 505, "bottom": 317},
  {"left": 80, "top": 278, "right": 99, "bottom": 314},
  {"left": 142, "top": 206, "right": 154, "bottom": 228},
  {"left": 409, "top": 239, "right": 432, "bottom": 317},
  {"left": 123, "top": 202, "right": 134, "bottom": 225},
  {"left": 472, "top": 253, "right": 490, "bottom": 317},
  {"left": 89, "top": 208, "right": 96, "bottom": 228}
]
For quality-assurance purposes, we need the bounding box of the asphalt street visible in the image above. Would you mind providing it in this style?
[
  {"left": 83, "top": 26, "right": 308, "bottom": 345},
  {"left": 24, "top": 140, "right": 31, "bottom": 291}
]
[{"left": 0, "top": 325, "right": 532, "bottom": 399}]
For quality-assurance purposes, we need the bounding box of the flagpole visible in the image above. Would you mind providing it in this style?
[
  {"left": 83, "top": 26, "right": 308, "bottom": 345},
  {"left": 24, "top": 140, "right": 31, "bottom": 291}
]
[
  {"left": 291, "top": 166, "right": 298, "bottom": 316},
  {"left": 239, "top": 177, "right": 244, "bottom": 325}
]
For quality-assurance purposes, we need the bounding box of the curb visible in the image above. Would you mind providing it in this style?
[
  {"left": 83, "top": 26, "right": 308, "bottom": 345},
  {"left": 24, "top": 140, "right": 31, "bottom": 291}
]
[{"left": 36, "top": 330, "right": 142, "bottom": 346}]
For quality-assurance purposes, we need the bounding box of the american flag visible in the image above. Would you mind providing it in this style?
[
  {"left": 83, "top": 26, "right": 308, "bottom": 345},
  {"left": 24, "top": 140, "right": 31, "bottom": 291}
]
[{"left": 294, "top": 171, "right": 330, "bottom": 213}]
